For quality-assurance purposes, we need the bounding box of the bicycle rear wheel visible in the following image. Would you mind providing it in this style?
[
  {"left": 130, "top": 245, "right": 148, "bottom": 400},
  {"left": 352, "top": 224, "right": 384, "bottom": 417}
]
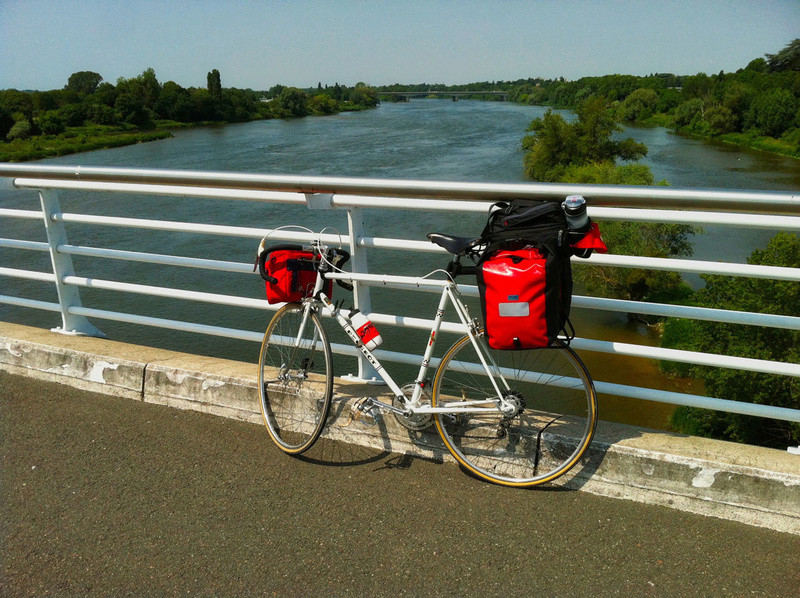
[
  {"left": 432, "top": 335, "right": 597, "bottom": 487},
  {"left": 258, "top": 303, "right": 333, "bottom": 454}
]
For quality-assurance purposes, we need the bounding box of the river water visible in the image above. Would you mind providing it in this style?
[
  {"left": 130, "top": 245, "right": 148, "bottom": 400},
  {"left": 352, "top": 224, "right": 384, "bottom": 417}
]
[{"left": 2, "top": 100, "right": 798, "bottom": 429}]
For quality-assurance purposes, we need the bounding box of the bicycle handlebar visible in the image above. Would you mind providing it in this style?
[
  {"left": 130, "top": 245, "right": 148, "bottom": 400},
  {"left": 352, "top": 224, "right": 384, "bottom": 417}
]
[{"left": 319, "top": 247, "right": 354, "bottom": 292}]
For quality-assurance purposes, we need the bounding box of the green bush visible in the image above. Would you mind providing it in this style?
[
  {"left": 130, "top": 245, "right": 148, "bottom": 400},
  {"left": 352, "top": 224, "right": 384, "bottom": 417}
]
[
  {"left": 665, "top": 233, "right": 800, "bottom": 448},
  {"left": 7, "top": 119, "right": 32, "bottom": 140}
]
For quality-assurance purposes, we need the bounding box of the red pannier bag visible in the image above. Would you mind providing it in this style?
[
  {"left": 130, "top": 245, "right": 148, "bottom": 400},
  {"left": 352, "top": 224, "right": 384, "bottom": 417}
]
[
  {"left": 256, "top": 244, "right": 332, "bottom": 304},
  {"left": 477, "top": 246, "right": 569, "bottom": 350}
]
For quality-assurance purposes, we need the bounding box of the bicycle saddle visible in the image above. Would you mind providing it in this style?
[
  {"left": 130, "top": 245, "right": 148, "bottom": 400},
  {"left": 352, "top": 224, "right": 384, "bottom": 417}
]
[{"left": 427, "top": 233, "right": 480, "bottom": 255}]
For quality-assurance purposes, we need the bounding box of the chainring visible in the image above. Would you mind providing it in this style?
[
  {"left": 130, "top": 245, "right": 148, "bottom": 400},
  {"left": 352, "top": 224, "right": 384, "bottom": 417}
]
[{"left": 392, "top": 384, "right": 434, "bottom": 431}]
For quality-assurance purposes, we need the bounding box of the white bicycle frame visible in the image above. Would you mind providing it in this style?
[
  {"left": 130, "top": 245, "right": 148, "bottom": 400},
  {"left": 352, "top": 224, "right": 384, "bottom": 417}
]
[{"left": 294, "top": 251, "right": 516, "bottom": 417}]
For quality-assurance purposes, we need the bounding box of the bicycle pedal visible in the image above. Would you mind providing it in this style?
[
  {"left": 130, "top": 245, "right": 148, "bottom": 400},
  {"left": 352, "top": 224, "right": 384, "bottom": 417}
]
[
  {"left": 351, "top": 398, "right": 379, "bottom": 427},
  {"left": 341, "top": 398, "right": 375, "bottom": 427}
]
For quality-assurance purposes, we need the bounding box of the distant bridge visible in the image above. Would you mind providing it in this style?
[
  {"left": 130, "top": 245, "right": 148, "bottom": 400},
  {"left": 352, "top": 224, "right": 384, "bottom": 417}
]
[{"left": 380, "top": 90, "right": 508, "bottom": 102}]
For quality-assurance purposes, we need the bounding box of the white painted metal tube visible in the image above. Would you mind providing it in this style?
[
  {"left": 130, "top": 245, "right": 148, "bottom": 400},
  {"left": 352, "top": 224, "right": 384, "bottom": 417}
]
[
  {"left": 0, "top": 295, "right": 61, "bottom": 312},
  {"left": 51, "top": 212, "right": 348, "bottom": 245},
  {"left": 58, "top": 245, "right": 254, "bottom": 274},
  {"left": 572, "top": 295, "right": 800, "bottom": 331},
  {"left": 589, "top": 207, "right": 800, "bottom": 231},
  {"left": 368, "top": 313, "right": 468, "bottom": 336},
  {"left": 45, "top": 214, "right": 800, "bottom": 281},
  {"left": 571, "top": 337, "right": 800, "bottom": 377},
  {"left": 0, "top": 208, "right": 43, "bottom": 220},
  {"left": 63, "top": 276, "right": 272, "bottom": 310},
  {"left": 315, "top": 272, "right": 800, "bottom": 330},
  {"left": 333, "top": 194, "right": 493, "bottom": 213},
  {"left": 324, "top": 271, "right": 450, "bottom": 289},
  {"left": 593, "top": 380, "right": 800, "bottom": 422},
  {"left": 68, "top": 305, "right": 265, "bottom": 342},
  {"left": 586, "top": 253, "right": 800, "bottom": 281},
  {"left": 13, "top": 178, "right": 308, "bottom": 205},
  {"left": 0, "top": 239, "right": 49, "bottom": 252},
  {"left": 2, "top": 164, "right": 797, "bottom": 212},
  {"left": 0, "top": 267, "right": 56, "bottom": 283},
  {"left": 356, "top": 236, "right": 446, "bottom": 253}
]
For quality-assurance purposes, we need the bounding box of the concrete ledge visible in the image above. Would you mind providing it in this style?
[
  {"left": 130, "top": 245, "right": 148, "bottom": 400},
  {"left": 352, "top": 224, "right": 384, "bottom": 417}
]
[{"left": 2, "top": 321, "right": 798, "bottom": 535}]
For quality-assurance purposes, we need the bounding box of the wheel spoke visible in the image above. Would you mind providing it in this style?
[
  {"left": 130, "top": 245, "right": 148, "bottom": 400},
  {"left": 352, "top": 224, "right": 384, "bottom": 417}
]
[
  {"left": 432, "top": 336, "right": 597, "bottom": 486},
  {"left": 258, "top": 304, "right": 332, "bottom": 454}
]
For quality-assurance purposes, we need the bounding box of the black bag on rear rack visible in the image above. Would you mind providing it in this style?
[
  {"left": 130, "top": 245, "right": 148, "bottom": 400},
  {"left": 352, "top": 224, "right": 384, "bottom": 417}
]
[{"left": 480, "top": 199, "right": 569, "bottom": 251}]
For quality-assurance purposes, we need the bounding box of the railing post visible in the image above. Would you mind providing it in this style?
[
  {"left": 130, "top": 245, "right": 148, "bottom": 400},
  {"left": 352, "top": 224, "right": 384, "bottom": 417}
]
[
  {"left": 344, "top": 207, "right": 381, "bottom": 383},
  {"left": 38, "top": 189, "right": 104, "bottom": 337}
]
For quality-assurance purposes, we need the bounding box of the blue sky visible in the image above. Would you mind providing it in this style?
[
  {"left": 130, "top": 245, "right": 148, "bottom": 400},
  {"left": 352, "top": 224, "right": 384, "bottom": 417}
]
[{"left": 1, "top": 0, "right": 798, "bottom": 91}]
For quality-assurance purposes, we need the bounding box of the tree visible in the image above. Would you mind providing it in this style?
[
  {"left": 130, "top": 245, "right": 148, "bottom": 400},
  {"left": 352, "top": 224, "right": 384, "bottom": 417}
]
[
  {"left": 7, "top": 119, "right": 33, "bottom": 140},
  {"left": 0, "top": 105, "right": 13, "bottom": 139},
  {"left": 745, "top": 57, "right": 767, "bottom": 73},
  {"left": 522, "top": 95, "right": 695, "bottom": 315},
  {"left": 309, "top": 93, "right": 338, "bottom": 115},
  {"left": 704, "top": 105, "right": 737, "bottom": 135},
  {"left": 207, "top": 69, "right": 222, "bottom": 99},
  {"left": 765, "top": 38, "right": 800, "bottom": 73},
  {"left": 57, "top": 103, "right": 86, "bottom": 127},
  {"left": 522, "top": 109, "right": 578, "bottom": 181},
  {"left": 114, "top": 93, "right": 152, "bottom": 128},
  {"left": 746, "top": 89, "right": 798, "bottom": 137},
  {"left": 93, "top": 82, "right": 118, "bottom": 107},
  {"left": 276, "top": 87, "right": 308, "bottom": 117},
  {"left": 65, "top": 71, "right": 103, "bottom": 95},
  {"left": 673, "top": 98, "right": 704, "bottom": 128},
  {"left": 116, "top": 68, "right": 161, "bottom": 110},
  {"left": 0, "top": 89, "right": 34, "bottom": 121},
  {"left": 522, "top": 96, "right": 646, "bottom": 182},
  {"left": 85, "top": 103, "right": 117, "bottom": 125},
  {"left": 37, "top": 110, "right": 66, "bottom": 135},
  {"left": 665, "top": 233, "right": 800, "bottom": 448},
  {"left": 267, "top": 84, "right": 285, "bottom": 99},
  {"left": 349, "top": 84, "right": 379, "bottom": 107},
  {"left": 618, "top": 88, "right": 659, "bottom": 122}
]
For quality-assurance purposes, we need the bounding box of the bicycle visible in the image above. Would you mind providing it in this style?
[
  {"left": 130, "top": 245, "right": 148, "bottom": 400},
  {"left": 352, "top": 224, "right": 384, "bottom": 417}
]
[{"left": 257, "top": 233, "right": 597, "bottom": 487}]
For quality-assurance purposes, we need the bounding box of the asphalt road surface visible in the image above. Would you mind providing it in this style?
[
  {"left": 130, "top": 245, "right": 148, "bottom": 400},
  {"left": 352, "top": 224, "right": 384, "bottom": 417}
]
[{"left": 2, "top": 371, "right": 799, "bottom": 597}]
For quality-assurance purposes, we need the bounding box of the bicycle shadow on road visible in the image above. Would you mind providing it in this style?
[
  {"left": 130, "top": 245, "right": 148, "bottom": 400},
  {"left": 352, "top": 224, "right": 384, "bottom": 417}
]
[{"left": 312, "top": 381, "right": 663, "bottom": 491}]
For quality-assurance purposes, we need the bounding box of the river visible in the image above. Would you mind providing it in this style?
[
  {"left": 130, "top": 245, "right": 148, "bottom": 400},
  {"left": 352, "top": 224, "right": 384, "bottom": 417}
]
[{"left": 2, "top": 100, "right": 798, "bottom": 430}]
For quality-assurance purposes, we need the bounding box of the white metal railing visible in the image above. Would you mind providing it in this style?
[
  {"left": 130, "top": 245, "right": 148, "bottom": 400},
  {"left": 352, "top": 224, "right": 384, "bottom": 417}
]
[{"left": 1, "top": 164, "right": 799, "bottom": 426}]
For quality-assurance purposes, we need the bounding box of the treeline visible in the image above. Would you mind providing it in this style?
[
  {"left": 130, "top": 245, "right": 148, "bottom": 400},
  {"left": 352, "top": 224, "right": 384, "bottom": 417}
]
[
  {"left": 379, "top": 39, "right": 800, "bottom": 157},
  {"left": 0, "top": 68, "right": 379, "bottom": 160},
  {"left": 509, "top": 40, "right": 800, "bottom": 152},
  {"left": 376, "top": 80, "right": 514, "bottom": 101}
]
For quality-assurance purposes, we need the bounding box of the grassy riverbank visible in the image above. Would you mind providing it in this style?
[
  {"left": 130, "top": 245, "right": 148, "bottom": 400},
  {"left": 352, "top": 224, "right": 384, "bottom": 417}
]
[
  {"left": 0, "top": 125, "right": 174, "bottom": 162},
  {"left": 639, "top": 113, "right": 800, "bottom": 159},
  {"left": 1, "top": 68, "right": 381, "bottom": 163}
]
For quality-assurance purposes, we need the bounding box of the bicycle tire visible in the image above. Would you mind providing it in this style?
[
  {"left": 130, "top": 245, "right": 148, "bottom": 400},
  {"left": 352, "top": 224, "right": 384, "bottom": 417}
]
[
  {"left": 432, "top": 334, "right": 597, "bottom": 487},
  {"left": 258, "top": 303, "right": 333, "bottom": 454}
]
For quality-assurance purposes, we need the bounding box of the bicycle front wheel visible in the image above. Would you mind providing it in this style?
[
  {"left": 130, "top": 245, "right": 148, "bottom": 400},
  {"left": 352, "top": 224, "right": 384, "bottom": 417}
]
[
  {"left": 258, "top": 303, "right": 333, "bottom": 454},
  {"left": 432, "top": 335, "right": 597, "bottom": 487}
]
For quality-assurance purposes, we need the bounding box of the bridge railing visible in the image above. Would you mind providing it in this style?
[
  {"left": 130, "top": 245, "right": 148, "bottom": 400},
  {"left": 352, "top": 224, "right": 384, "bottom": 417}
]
[{"left": 1, "top": 164, "right": 799, "bottom": 429}]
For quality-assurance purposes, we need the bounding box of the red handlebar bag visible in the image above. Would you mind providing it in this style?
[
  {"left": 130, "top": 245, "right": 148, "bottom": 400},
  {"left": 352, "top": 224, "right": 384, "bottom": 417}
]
[{"left": 260, "top": 247, "right": 332, "bottom": 304}]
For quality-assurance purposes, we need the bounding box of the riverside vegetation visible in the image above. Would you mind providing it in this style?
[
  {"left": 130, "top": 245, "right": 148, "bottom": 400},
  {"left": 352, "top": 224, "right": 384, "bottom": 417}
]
[
  {"left": 520, "top": 92, "right": 799, "bottom": 449},
  {"left": 0, "top": 68, "right": 379, "bottom": 162},
  {"left": 379, "top": 39, "right": 800, "bottom": 160}
]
